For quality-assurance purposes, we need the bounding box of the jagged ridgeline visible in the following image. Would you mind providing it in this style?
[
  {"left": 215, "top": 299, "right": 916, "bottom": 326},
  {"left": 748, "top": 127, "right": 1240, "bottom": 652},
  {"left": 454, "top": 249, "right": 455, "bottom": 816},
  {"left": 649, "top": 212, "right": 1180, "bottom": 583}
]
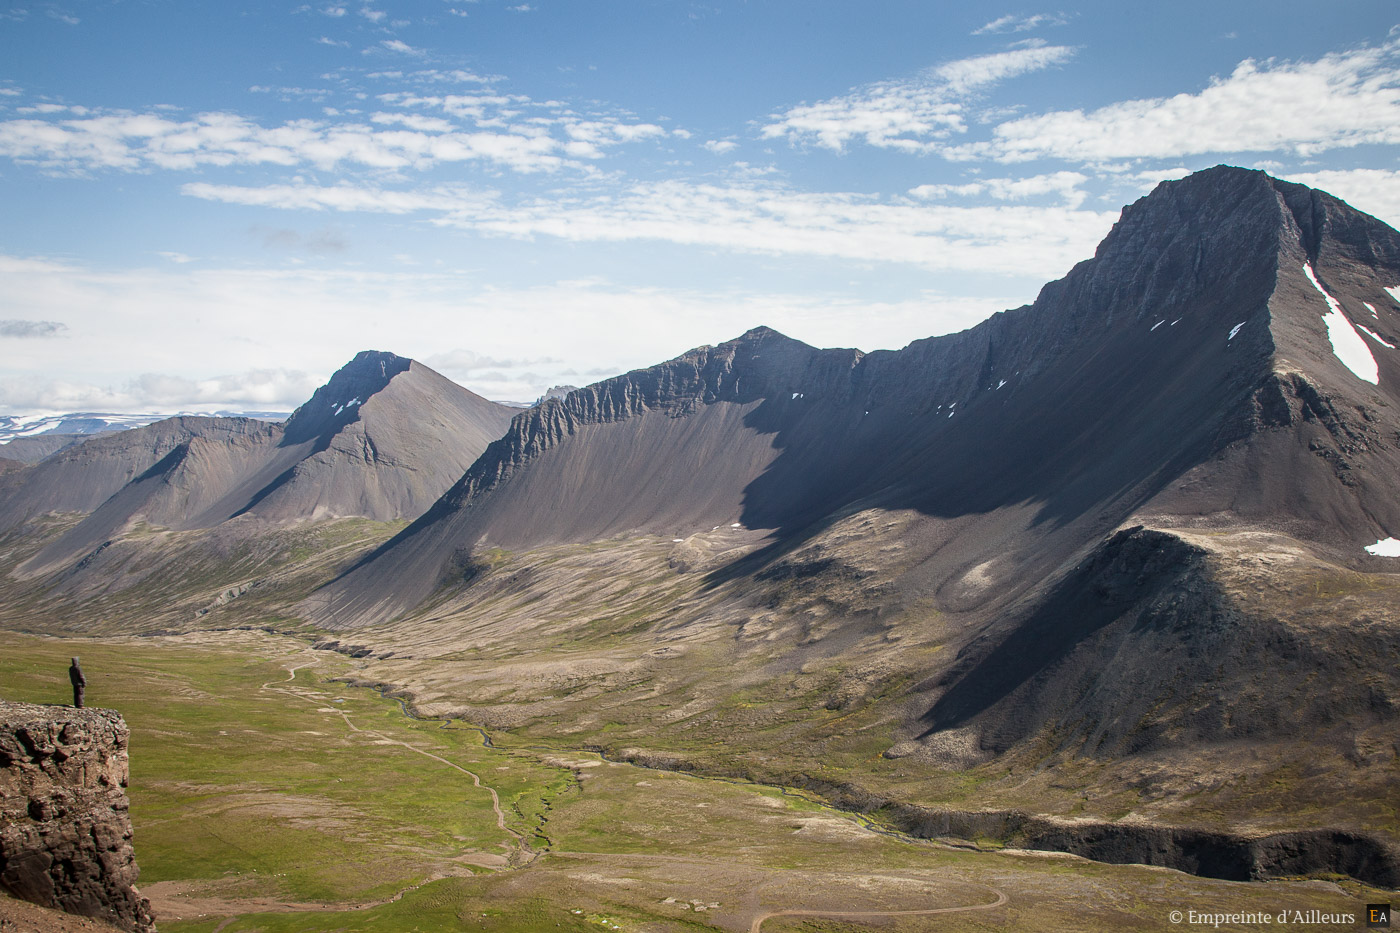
[
  {"left": 308, "top": 166, "right": 1400, "bottom": 627},
  {"left": 3, "top": 166, "right": 1400, "bottom": 875}
]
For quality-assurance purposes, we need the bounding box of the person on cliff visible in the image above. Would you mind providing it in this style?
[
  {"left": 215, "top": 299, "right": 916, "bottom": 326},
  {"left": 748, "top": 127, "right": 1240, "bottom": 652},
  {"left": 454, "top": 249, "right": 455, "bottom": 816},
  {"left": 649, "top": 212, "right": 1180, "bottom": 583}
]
[{"left": 69, "top": 657, "right": 86, "bottom": 709}]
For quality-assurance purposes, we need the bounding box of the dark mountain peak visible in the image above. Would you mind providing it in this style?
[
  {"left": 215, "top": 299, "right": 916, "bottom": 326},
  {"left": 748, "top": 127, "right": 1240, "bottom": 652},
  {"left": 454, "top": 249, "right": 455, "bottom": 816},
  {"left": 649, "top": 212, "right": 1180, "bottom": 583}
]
[
  {"left": 731, "top": 324, "right": 791, "bottom": 344},
  {"left": 1105, "top": 165, "right": 1400, "bottom": 274},
  {"left": 281, "top": 350, "right": 413, "bottom": 444},
  {"left": 985, "top": 165, "right": 1396, "bottom": 393}
]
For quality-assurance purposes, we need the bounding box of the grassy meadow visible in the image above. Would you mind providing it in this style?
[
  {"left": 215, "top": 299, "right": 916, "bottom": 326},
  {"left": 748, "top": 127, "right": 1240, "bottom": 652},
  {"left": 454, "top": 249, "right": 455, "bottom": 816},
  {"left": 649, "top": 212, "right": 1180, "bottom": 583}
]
[{"left": 1, "top": 631, "right": 1389, "bottom": 932}]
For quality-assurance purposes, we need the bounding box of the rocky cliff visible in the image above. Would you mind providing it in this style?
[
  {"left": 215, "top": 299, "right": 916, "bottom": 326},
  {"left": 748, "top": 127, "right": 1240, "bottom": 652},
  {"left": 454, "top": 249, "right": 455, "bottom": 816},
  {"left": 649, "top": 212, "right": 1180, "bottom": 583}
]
[{"left": 0, "top": 702, "right": 154, "bottom": 933}]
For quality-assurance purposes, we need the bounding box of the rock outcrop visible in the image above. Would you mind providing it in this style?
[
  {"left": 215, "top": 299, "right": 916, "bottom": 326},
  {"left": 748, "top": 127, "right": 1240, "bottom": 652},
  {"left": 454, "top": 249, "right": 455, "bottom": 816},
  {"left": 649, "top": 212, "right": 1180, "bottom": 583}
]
[{"left": 0, "top": 702, "right": 154, "bottom": 933}]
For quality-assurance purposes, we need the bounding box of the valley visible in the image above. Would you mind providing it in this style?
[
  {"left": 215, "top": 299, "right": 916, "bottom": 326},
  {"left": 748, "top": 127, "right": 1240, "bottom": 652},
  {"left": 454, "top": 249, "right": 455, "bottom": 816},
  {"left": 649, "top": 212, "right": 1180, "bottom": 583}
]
[
  {"left": 1, "top": 631, "right": 1385, "bottom": 932},
  {"left": 3, "top": 167, "right": 1400, "bottom": 928}
]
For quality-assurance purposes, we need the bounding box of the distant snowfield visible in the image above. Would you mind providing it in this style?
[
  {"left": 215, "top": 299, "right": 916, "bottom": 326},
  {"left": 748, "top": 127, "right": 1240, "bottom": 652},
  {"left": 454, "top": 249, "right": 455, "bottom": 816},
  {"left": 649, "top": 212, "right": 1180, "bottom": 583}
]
[
  {"left": 1303, "top": 264, "right": 1378, "bottom": 385},
  {"left": 1365, "top": 537, "right": 1400, "bottom": 557},
  {"left": 0, "top": 410, "right": 290, "bottom": 444}
]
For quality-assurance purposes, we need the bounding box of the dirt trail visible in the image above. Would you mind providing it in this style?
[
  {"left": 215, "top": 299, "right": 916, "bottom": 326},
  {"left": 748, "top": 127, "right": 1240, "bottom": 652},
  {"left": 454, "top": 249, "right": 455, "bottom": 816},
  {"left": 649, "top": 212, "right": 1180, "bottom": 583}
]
[
  {"left": 747, "top": 885, "right": 1008, "bottom": 932},
  {"left": 548, "top": 853, "right": 1008, "bottom": 931},
  {"left": 152, "top": 655, "right": 1014, "bottom": 933},
  {"left": 262, "top": 659, "right": 533, "bottom": 864}
]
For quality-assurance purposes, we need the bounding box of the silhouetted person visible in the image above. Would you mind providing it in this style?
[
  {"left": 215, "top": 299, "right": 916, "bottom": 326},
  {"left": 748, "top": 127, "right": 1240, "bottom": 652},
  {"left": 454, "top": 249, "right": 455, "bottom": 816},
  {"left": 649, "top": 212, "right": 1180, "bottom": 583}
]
[{"left": 69, "top": 657, "right": 86, "bottom": 709}]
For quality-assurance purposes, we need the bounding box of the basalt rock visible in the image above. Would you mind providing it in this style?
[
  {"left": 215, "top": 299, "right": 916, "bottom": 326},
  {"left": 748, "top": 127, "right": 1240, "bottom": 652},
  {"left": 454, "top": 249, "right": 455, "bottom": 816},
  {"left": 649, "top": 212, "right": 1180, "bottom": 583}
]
[{"left": 0, "top": 702, "right": 154, "bottom": 933}]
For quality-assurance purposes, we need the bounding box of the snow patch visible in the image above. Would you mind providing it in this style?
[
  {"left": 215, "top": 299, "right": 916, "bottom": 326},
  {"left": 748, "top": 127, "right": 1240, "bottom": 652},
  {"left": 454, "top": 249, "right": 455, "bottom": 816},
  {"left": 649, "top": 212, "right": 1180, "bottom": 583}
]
[
  {"left": 1171, "top": 318, "right": 1181, "bottom": 326},
  {"left": 1365, "top": 537, "right": 1400, "bottom": 557},
  {"left": 332, "top": 396, "right": 363, "bottom": 417},
  {"left": 1386, "top": 286, "right": 1400, "bottom": 305},
  {"left": 791, "top": 392, "right": 803, "bottom": 400},
  {"left": 1364, "top": 301, "right": 1379, "bottom": 319},
  {"left": 729, "top": 523, "right": 741, "bottom": 528},
  {"left": 1304, "top": 264, "right": 1378, "bottom": 385},
  {"left": 1228, "top": 322, "right": 1245, "bottom": 340},
  {"left": 1150, "top": 320, "right": 1164, "bottom": 331},
  {"left": 1356, "top": 324, "right": 1396, "bottom": 349},
  {"left": 996, "top": 379, "right": 1007, "bottom": 389}
]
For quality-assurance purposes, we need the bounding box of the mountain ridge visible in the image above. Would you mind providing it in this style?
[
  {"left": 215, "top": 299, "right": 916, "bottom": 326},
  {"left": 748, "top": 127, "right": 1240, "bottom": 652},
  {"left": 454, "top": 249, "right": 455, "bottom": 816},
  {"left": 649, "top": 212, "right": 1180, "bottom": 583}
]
[
  {"left": 307, "top": 165, "right": 1400, "bottom": 630},
  {"left": 9, "top": 353, "right": 516, "bottom": 579}
]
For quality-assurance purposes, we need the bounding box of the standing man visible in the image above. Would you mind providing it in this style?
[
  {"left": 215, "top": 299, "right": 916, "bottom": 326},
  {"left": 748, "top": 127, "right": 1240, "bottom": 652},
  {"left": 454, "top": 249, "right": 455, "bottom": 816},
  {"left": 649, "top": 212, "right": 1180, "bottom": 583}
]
[{"left": 69, "top": 657, "right": 86, "bottom": 709}]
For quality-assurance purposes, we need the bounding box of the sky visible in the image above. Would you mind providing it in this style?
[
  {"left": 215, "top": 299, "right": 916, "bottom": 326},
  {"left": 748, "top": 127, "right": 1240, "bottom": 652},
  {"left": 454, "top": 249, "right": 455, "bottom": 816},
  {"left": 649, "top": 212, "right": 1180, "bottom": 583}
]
[{"left": 1, "top": 1, "right": 1399, "bottom": 413}]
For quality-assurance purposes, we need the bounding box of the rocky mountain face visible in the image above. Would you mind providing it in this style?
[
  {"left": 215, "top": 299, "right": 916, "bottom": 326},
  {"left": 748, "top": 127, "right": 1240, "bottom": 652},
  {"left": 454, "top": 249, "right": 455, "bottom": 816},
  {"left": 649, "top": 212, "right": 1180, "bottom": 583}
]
[
  {"left": 0, "top": 702, "right": 155, "bottom": 933},
  {"left": 7, "top": 353, "right": 516, "bottom": 580},
  {"left": 309, "top": 166, "right": 1400, "bottom": 629}
]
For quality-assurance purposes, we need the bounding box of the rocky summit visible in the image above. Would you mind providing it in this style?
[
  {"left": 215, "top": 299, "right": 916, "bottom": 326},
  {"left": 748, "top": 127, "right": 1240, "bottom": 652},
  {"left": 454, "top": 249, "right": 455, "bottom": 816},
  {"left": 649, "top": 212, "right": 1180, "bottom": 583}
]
[{"left": 1, "top": 166, "right": 1399, "bottom": 880}]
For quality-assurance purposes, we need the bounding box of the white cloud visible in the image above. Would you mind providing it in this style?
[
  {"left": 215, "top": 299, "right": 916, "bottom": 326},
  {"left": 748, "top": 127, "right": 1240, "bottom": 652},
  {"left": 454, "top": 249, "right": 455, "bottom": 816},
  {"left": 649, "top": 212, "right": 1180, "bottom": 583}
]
[
  {"left": 322, "top": 4, "right": 347, "bottom": 15},
  {"left": 0, "top": 368, "right": 322, "bottom": 413},
  {"left": 460, "top": 180, "right": 1115, "bottom": 278},
  {"left": 0, "top": 319, "right": 67, "bottom": 338},
  {"left": 703, "top": 139, "right": 738, "bottom": 155},
  {"left": 370, "top": 111, "right": 455, "bottom": 132},
  {"left": 559, "top": 118, "right": 667, "bottom": 158},
  {"left": 380, "top": 69, "right": 496, "bottom": 85},
  {"left": 972, "top": 12, "right": 1068, "bottom": 35},
  {"left": 423, "top": 348, "right": 562, "bottom": 376},
  {"left": 360, "top": 5, "right": 386, "bottom": 22},
  {"left": 178, "top": 176, "right": 1114, "bottom": 279},
  {"left": 315, "top": 36, "right": 349, "bottom": 47},
  {"left": 0, "top": 87, "right": 676, "bottom": 178},
  {"left": 933, "top": 45, "right": 1075, "bottom": 95},
  {"left": 379, "top": 39, "right": 422, "bottom": 55},
  {"left": 761, "top": 45, "right": 1074, "bottom": 152},
  {"left": 956, "top": 44, "right": 1400, "bottom": 163},
  {"left": 0, "top": 253, "right": 1024, "bottom": 411},
  {"left": 909, "top": 170, "right": 1088, "bottom": 207},
  {"left": 1277, "top": 168, "right": 1400, "bottom": 228},
  {"left": 0, "top": 109, "right": 577, "bottom": 174},
  {"left": 249, "top": 85, "right": 332, "bottom": 101},
  {"left": 183, "top": 181, "right": 494, "bottom": 214}
]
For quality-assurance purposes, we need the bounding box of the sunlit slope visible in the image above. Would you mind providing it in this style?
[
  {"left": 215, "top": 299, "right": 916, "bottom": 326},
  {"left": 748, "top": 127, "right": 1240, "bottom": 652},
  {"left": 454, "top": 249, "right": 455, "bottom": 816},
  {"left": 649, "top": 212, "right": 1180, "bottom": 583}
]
[{"left": 12, "top": 353, "right": 516, "bottom": 578}]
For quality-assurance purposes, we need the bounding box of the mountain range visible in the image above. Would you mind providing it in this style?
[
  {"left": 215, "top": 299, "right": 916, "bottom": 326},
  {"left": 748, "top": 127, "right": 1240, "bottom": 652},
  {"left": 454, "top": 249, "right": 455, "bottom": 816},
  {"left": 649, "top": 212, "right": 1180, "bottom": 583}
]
[{"left": 2, "top": 165, "right": 1398, "bottom": 870}]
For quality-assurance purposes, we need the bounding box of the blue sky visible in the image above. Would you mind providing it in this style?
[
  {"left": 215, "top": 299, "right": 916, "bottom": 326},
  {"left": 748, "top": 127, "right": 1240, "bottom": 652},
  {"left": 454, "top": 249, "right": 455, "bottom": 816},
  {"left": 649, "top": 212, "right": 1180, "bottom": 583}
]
[{"left": 1, "top": 0, "right": 1398, "bottom": 412}]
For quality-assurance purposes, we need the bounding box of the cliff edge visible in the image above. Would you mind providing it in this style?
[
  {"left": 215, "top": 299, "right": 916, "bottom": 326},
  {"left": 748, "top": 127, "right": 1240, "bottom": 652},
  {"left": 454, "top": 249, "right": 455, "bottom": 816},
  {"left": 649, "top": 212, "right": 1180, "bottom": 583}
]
[{"left": 0, "top": 702, "right": 155, "bottom": 933}]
